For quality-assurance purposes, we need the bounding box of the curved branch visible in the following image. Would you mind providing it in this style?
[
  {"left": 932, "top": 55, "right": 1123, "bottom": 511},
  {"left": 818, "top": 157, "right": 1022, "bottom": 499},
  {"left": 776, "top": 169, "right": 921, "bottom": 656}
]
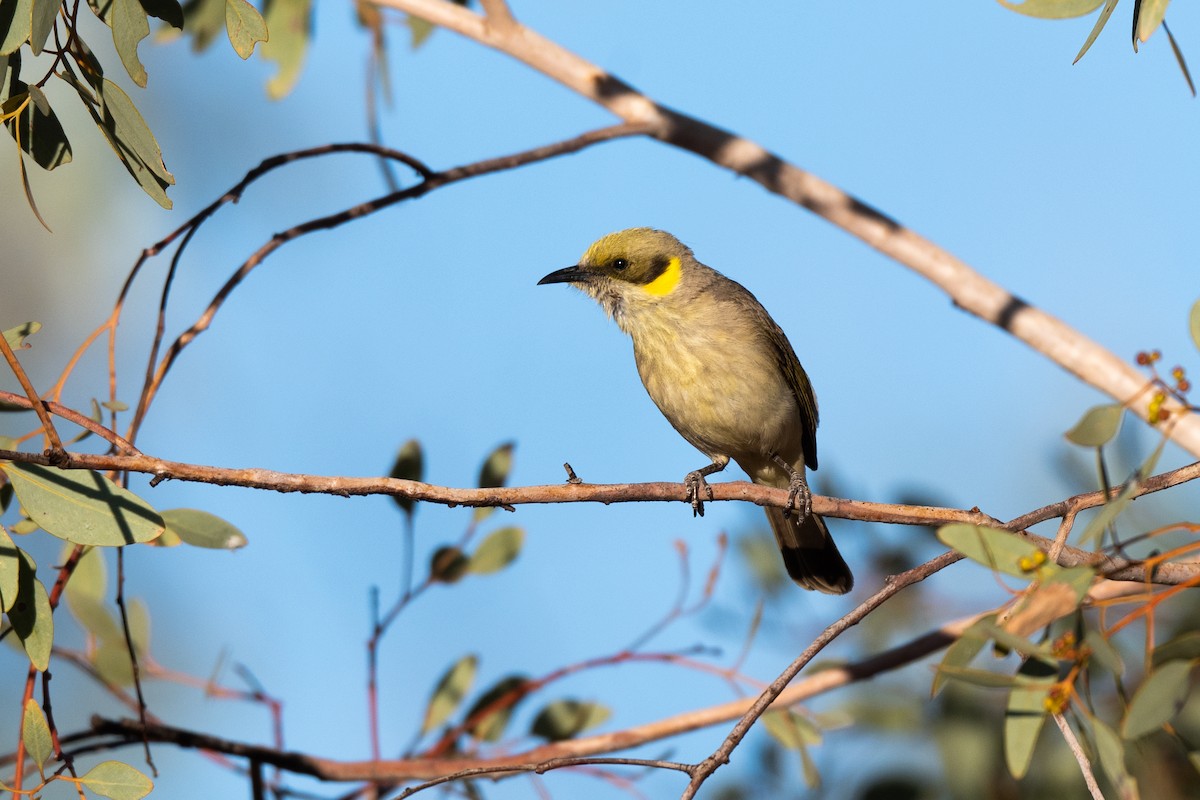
[{"left": 368, "top": 0, "right": 1200, "bottom": 457}]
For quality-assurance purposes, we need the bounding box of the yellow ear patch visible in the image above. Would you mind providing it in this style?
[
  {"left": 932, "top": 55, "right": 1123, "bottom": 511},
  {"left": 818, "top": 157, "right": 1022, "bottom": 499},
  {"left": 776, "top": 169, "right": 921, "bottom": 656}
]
[{"left": 643, "top": 256, "right": 682, "bottom": 296}]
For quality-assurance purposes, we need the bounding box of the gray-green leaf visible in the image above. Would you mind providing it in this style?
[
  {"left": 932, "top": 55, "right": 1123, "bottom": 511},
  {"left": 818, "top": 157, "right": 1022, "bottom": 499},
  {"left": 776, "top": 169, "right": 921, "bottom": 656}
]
[
  {"left": 1123, "top": 659, "right": 1195, "bottom": 739},
  {"left": 421, "top": 654, "right": 477, "bottom": 735},
  {"left": 1065, "top": 404, "right": 1123, "bottom": 447},
  {"left": 468, "top": 526, "right": 523, "bottom": 574},
  {"left": 0, "top": 461, "right": 164, "bottom": 546},
  {"left": 162, "top": 508, "right": 247, "bottom": 549},
  {"left": 259, "top": 0, "right": 310, "bottom": 99},
  {"left": 22, "top": 698, "right": 53, "bottom": 774},
  {"left": 531, "top": 699, "right": 611, "bottom": 741},
  {"left": 80, "top": 760, "right": 154, "bottom": 800},
  {"left": 9, "top": 548, "right": 53, "bottom": 670},
  {"left": 224, "top": 0, "right": 266, "bottom": 58}
]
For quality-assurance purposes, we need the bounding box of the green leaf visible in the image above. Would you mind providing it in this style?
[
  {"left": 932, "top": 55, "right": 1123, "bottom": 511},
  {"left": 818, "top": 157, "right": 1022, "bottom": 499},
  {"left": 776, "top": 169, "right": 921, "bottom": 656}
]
[
  {"left": 975, "top": 620, "right": 1058, "bottom": 665},
  {"left": 179, "top": 0, "right": 225, "bottom": 50},
  {"left": 935, "top": 665, "right": 1023, "bottom": 689},
  {"left": 421, "top": 654, "right": 478, "bottom": 735},
  {"left": 29, "top": 0, "right": 58, "bottom": 54},
  {"left": 389, "top": 438, "right": 423, "bottom": 518},
  {"left": 259, "top": 0, "right": 310, "bottom": 99},
  {"left": 1084, "top": 628, "right": 1125, "bottom": 677},
  {"left": 1123, "top": 659, "right": 1194, "bottom": 739},
  {"left": 111, "top": 0, "right": 149, "bottom": 86},
  {"left": 1135, "top": 0, "right": 1170, "bottom": 44},
  {"left": 92, "top": 601, "right": 150, "bottom": 686},
  {"left": 995, "top": 0, "right": 1105, "bottom": 18},
  {"left": 0, "top": 527, "right": 17, "bottom": 612},
  {"left": 83, "top": 77, "right": 174, "bottom": 207},
  {"left": 2, "top": 321, "right": 39, "bottom": 350},
  {"left": 468, "top": 526, "right": 523, "bottom": 574},
  {"left": 406, "top": 14, "right": 432, "bottom": 47},
  {"left": 9, "top": 548, "right": 52, "bottom": 670},
  {"left": 937, "top": 523, "right": 1046, "bottom": 579},
  {"left": 162, "top": 508, "right": 246, "bottom": 549},
  {"left": 5, "top": 84, "right": 72, "bottom": 170},
  {"left": 1190, "top": 299, "right": 1200, "bottom": 352},
  {"left": 224, "top": 0, "right": 265, "bottom": 58},
  {"left": 1004, "top": 659, "right": 1057, "bottom": 779},
  {"left": 1065, "top": 404, "right": 1123, "bottom": 447},
  {"left": 80, "top": 760, "right": 153, "bottom": 800},
  {"left": 933, "top": 616, "right": 996, "bottom": 696},
  {"left": 0, "top": 0, "right": 33, "bottom": 55},
  {"left": 1075, "top": 0, "right": 1120, "bottom": 62},
  {"left": 761, "top": 708, "right": 821, "bottom": 750},
  {"left": 1087, "top": 713, "right": 1136, "bottom": 795},
  {"left": 429, "top": 546, "right": 469, "bottom": 583},
  {"left": 139, "top": 0, "right": 182, "bottom": 27},
  {"left": 22, "top": 698, "right": 52, "bottom": 774},
  {"left": 1, "top": 462, "right": 164, "bottom": 546},
  {"left": 473, "top": 442, "right": 514, "bottom": 522},
  {"left": 1153, "top": 631, "right": 1200, "bottom": 667},
  {"left": 64, "top": 545, "right": 122, "bottom": 643},
  {"left": 465, "top": 674, "right": 530, "bottom": 742},
  {"left": 531, "top": 699, "right": 611, "bottom": 741}
]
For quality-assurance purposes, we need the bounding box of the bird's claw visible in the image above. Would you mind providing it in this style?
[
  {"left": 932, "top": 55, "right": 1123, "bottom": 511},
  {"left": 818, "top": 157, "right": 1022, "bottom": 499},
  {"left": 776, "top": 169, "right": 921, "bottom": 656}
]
[
  {"left": 785, "top": 475, "right": 812, "bottom": 523},
  {"left": 684, "top": 470, "right": 714, "bottom": 517}
]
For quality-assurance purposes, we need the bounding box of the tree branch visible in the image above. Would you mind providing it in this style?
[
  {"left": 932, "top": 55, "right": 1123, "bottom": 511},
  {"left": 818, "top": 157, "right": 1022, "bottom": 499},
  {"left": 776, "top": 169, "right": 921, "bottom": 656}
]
[{"left": 367, "top": 0, "right": 1200, "bottom": 456}]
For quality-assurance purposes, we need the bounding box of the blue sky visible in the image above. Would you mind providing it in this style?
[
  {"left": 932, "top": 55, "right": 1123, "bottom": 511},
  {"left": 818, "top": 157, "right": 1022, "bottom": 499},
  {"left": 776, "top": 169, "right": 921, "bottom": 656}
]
[{"left": 3, "top": 2, "right": 1200, "bottom": 797}]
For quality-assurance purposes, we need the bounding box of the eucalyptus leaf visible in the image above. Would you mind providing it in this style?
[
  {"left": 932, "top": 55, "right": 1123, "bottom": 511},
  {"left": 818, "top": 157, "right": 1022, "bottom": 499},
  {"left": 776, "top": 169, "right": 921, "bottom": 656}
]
[
  {"left": 224, "top": 0, "right": 266, "bottom": 59},
  {"left": 260, "top": 0, "right": 310, "bottom": 99},
  {"left": 1077, "top": 438, "right": 1164, "bottom": 546},
  {"left": 1, "top": 462, "right": 164, "bottom": 545},
  {"left": 1087, "top": 713, "right": 1135, "bottom": 795},
  {"left": 21, "top": 698, "right": 52, "bottom": 774},
  {"left": 29, "top": 0, "right": 58, "bottom": 55},
  {"left": 1190, "top": 299, "right": 1200, "bottom": 352},
  {"left": 996, "top": 0, "right": 1104, "bottom": 18},
  {"left": 140, "top": 0, "right": 182, "bottom": 27},
  {"left": 111, "top": 0, "right": 149, "bottom": 86},
  {"left": 761, "top": 708, "right": 822, "bottom": 750},
  {"left": 180, "top": 0, "right": 225, "bottom": 50},
  {"left": 932, "top": 616, "right": 996, "bottom": 696},
  {"left": 9, "top": 548, "right": 52, "bottom": 670},
  {"left": 79, "top": 760, "right": 153, "bottom": 800},
  {"left": 1004, "top": 659, "right": 1057, "bottom": 779},
  {"left": 468, "top": 526, "right": 523, "bottom": 574},
  {"left": 429, "top": 546, "right": 468, "bottom": 583},
  {"left": 4, "top": 83, "right": 72, "bottom": 170},
  {"left": 82, "top": 78, "right": 174, "bottom": 207},
  {"left": 162, "top": 508, "right": 247, "bottom": 549},
  {"left": 1123, "top": 659, "right": 1194, "bottom": 739},
  {"left": 531, "top": 699, "right": 611, "bottom": 741},
  {"left": 2, "top": 321, "right": 40, "bottom": 349},
  {"left": 1152, "top": 631, "right": 1200, "bottom": 666},
  {"left": 1074, "top": 0, "right": 1120, "bottom": 62},
  {"left": 0, "top": 0, "right": 33, "bottom": 56},
  {"left": 1135, "top": 0, "right": 1170, "bottom": 44},
  {"left": 1065, "top": 404, "right": 1123, "bottom": 447},
  {"left": 473, "top": 442, "right": 513, "bottom": 521},
  {"left": 421, "top": 654, "right": 478, "bottom": 734},
  {"left": 937, "top": 523, "right": 1046, "bottom": 578},
  {"left": 389, "top": 438, "right": 423, "bottom": 518},
  {"left": 465, "top": 675, "right": 530, "bottom": 742},
  {"left": 0, "top": 527, "right": 18, "bottom": 612}
]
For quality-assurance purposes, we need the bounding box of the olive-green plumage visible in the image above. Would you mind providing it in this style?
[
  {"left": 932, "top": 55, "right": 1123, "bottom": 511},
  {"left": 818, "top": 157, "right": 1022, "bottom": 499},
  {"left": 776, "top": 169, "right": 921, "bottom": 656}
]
[{"left": 539, "top": 228, "right": 852, "bottom": 594}]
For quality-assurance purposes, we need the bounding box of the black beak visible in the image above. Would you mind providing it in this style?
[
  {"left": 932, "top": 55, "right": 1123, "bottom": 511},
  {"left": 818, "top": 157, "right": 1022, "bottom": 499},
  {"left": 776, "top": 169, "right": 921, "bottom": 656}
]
[{"left": 537, "top": 265, "right": 589, "bottom": 286}]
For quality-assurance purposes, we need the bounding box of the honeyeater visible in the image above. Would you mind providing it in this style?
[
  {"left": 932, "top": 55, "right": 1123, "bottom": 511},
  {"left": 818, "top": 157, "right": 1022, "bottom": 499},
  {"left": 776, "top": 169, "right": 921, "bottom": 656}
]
[{"left": 538, "top": 228, "right": 852, "bottom": 594}]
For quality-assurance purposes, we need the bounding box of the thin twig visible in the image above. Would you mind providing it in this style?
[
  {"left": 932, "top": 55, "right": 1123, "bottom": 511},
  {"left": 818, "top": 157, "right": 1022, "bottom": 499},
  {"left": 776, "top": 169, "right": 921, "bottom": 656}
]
[
  {"left": 1054, "top": 713, "right": 1105, "bottom": 800},
  {"left": 0, "top": 331, "right": 63, "bottom": 453}
]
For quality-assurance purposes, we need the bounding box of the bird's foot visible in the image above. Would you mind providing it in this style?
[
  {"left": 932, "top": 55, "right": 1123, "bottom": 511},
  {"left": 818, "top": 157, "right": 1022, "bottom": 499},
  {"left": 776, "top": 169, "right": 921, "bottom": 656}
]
[
  {"left": 684, "top": 470, "right": 714, "bottom": 517},
  {"left": 785, "top": 473, "right": 812, "bottom": 523}
]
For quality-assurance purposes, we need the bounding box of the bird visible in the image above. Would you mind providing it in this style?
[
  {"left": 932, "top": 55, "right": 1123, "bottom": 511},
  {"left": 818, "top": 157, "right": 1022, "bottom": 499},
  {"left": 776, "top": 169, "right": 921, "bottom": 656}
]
[{"left": 538, "top": 228, "right": 852, "bottom": 594}]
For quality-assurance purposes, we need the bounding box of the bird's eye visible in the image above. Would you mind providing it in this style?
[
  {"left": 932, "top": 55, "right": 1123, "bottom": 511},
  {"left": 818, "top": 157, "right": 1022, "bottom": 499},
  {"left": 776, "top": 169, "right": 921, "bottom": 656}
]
[{"left": 612, "top": 258, "right": 629, "bottom": 271}]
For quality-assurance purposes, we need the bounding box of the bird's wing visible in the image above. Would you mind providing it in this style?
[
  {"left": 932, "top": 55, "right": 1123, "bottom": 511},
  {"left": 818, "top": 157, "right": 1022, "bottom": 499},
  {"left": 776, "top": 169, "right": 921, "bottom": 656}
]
[{"left": 763, "top": 312, "right": 820, "bottom": 471}]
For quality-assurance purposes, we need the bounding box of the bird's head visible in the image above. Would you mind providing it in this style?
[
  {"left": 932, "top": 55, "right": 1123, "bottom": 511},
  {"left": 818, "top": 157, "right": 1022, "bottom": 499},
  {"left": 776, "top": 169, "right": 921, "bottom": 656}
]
[{"left": 538, "top": 228, "right": 693, "bottom": 326}]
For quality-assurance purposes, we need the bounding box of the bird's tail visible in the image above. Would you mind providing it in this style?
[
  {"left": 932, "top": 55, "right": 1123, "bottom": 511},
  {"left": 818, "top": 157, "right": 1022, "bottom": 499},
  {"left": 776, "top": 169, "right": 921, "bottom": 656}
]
[{"left": 765, "top": 507, "right": 853, "bottom": 594}]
